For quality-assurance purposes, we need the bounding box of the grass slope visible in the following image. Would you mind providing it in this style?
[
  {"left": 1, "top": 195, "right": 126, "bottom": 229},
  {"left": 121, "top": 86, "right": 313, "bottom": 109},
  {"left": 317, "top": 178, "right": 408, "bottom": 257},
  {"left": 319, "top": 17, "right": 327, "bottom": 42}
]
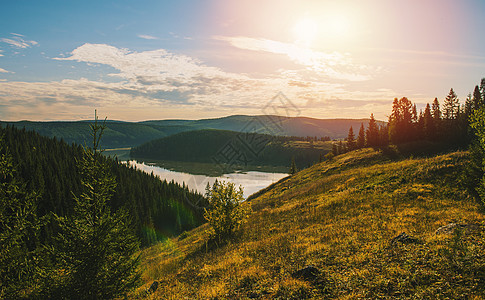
[{"left": 132, "top": 148, "right": 485, "bottom": 299}]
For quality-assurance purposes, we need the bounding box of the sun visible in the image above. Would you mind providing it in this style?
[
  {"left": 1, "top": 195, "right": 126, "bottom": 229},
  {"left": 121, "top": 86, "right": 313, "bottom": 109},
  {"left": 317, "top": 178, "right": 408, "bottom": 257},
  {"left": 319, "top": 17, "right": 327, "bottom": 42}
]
[
  {"left": 292, "top": 17, "right": 318, "bottom": 47},
  {"left": 292, "top": 13, "right": 352, "bottom": 48}
]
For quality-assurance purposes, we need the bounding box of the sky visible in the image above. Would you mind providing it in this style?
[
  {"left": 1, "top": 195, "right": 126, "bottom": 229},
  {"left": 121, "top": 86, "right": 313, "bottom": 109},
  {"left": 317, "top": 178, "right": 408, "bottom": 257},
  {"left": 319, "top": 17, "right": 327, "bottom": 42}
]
[{"left": 1, "top": 0, "right": 485, "bottom": 122}]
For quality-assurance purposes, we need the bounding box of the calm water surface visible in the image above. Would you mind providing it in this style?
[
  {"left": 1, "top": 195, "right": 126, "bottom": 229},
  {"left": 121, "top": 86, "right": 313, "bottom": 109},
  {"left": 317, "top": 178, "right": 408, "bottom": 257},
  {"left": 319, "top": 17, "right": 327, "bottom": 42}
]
[{"left": 126, "top": 160, "right": 288, "bottom": 198}]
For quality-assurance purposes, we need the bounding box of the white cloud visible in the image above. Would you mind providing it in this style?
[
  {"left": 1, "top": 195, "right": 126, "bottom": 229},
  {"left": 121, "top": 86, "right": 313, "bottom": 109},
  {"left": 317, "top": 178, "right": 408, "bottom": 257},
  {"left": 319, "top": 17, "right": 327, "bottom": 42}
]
[
  {"left": 0, "top": 34, "right": 38, "bottom": 49},
  {"left": 137, "top": 34, "right": 159, "bottom": 40},
  {"left": 0, "top": 43, "right": 396, "bottom": 121},
  {"left": 215, "top": 36, "right": 376, "bottom": 81},
  {"left": 0, "top": 67, "right": 11, "bottom": 73}
]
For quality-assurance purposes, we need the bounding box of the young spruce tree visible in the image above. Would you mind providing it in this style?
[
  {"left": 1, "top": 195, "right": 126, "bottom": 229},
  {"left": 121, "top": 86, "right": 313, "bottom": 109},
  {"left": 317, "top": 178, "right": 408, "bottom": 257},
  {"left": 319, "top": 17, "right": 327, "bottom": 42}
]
[{"left": 48, "top": 113, "right": 140, "bottom": 299}]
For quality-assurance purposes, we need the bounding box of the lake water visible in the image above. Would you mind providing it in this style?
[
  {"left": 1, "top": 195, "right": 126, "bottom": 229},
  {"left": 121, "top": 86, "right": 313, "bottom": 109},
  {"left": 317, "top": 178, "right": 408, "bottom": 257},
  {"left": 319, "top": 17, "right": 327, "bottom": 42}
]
[{"left": 125, "top": 160, "right": 288, "bottom": 198}]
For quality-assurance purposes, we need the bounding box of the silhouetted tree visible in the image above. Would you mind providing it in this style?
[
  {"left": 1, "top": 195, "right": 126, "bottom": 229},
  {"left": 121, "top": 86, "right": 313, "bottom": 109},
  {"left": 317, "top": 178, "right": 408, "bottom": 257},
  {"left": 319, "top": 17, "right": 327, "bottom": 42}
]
[
  {"left": 480, "top": 78, "right": 485, "bottom": 104},
  {"left": 357, "top": 123, "right": 365, "bottom": 148},
  {"left": 366, "top": 114, "right": 379, "bottom": 147},
  {"left": 346, "top": 126, "right": 356, "bottom": 150},
  {"left": 332, "top": 143, "right": 338, "bottom": 155},
  {"left": 443, "top": 88, "right": 459, "bottom": 120},
  {"left": 432, "top": 97, "right": 442, "bottom": 121},
  {"left": 473, "top": 85, "right": 483, "bottom": 111},
  {"left": 423, "top": 103, "right": 435, "bottom": 140},
  {"left": 289, "top": 157, "right": 298, "bottom": 175},
  {"left": 388, "top": 97, "right": 414, "bottom": 144}
]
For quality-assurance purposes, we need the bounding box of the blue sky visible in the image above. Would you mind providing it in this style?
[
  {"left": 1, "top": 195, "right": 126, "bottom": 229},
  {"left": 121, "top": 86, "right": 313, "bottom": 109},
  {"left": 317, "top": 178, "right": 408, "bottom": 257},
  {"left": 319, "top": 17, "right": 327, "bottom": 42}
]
[{"left": 1, "top": 0, "right": 485, "bottom": 121}]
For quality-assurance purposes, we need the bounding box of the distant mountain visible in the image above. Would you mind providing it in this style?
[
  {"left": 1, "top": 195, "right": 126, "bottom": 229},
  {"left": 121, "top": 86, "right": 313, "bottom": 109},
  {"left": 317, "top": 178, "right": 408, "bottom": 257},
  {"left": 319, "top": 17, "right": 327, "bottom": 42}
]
[
  {"left": 1, "top": 115, "right": 385, "bottom": 149},
  {"left": 141, "top": 115, "right": 386, "bottom": 139}
]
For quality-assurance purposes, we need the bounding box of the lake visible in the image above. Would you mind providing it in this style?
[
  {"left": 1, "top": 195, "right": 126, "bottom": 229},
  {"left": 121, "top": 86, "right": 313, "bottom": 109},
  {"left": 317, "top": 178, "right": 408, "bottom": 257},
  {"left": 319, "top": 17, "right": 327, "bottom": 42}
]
[{"left": 125, "top": 160, "right": 288, "bottom": 198}]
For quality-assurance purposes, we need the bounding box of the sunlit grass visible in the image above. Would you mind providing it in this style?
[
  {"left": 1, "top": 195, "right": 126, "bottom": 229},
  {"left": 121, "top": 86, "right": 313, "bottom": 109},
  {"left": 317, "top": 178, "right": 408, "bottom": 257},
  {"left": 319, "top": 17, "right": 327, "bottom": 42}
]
[{"left": 131, "top": 148, "right": 485, "bottom": 299}]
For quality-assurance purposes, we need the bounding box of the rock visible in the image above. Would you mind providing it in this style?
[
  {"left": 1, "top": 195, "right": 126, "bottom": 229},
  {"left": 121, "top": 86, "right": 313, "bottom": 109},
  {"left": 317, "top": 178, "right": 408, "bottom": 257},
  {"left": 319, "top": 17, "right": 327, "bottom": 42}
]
[
  {"left": 147, "top": 280, "right": 159, "bottom": 294},
  {"left": 292, "top": 265, "right": 320, "bottom": 281},
  {"left": 435, "top": 223, "right": 483, "bottom": 235},
  {"left": 391, "top": 232, "right": 420, "bottom": 244}
]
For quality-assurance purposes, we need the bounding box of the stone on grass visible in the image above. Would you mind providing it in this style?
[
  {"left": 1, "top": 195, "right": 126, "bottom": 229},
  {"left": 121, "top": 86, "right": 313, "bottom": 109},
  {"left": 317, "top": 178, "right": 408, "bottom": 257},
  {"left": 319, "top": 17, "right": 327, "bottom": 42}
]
[
  {"left": 391, "top": 232, "right": 420, "bottom": 244},
  {"left": 292, "top": 265, "right": 320, "bottom": 281}
]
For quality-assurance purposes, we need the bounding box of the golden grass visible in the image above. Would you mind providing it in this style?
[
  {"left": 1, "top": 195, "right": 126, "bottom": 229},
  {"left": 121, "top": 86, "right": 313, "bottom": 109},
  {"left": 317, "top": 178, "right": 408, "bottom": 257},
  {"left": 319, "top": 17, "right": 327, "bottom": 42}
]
[{"left": 131, "top": 148, "right": 485, "bottom": 299}]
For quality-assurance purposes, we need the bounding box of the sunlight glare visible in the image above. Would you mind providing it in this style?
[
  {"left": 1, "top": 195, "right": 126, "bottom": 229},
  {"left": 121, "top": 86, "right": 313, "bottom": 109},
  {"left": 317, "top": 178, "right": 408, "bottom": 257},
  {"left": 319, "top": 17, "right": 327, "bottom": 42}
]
[{"left": 292, "top": 17, "right": 318, "bottom": 47}]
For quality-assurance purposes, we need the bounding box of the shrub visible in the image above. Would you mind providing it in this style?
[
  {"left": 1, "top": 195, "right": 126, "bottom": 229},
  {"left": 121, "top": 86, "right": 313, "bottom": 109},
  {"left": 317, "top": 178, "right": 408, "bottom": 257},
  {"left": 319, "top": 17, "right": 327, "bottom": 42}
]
[{"left": 204, "top": 180, "right": 251, "bottom": 243}]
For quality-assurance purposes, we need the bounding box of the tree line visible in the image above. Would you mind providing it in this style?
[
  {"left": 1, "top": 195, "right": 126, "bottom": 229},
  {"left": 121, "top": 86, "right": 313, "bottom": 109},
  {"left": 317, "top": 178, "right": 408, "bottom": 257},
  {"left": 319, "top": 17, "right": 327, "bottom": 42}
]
[{"left": 335, "top": 78, "right": 485, "bottom": 155}]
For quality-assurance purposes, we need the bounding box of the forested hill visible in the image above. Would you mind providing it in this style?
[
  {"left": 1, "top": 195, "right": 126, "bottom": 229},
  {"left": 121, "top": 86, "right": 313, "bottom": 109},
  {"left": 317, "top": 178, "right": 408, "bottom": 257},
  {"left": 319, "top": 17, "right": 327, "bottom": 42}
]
[
  {"left": 130, "top": 129, "right": 332, "bottom": 170},
  {"left": 0, "top": 125, "right": 206, "bottom": 246},
  {"left": 1, "top": 116, "right": 383, "bottom": 149}
]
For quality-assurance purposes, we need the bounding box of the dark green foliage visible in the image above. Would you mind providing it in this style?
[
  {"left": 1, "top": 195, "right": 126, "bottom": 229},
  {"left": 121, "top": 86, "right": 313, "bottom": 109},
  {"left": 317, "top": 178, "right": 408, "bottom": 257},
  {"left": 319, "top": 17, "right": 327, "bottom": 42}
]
[
  {"left": 44, "top": 116, "right": 140, "bottom": 299},
  {"left": 0, "top": 135, "right": 40, "bottom": 298},
  {"left": 466, "top": 106, "right": 485, "bottom": 206},
  {"left": 0, "top": 120, "right": 174, "bottom": 149},
  {"left": 0, "top": 124, "right": 204, "bottom": 247},
  {"left": 289, "top": 157, "right": 298, "bottom": 175},
  {"left": 204, "top": 180, "right": 250, "bottom": 243},
  {"left": 131, "top": 129, "right": 327, "bottom": 170}
]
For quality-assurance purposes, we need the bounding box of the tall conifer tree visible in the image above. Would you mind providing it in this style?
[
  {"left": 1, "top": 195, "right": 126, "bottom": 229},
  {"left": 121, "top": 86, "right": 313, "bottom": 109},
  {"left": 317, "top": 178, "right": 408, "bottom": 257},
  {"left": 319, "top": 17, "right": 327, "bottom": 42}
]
[
  {"left": 346, "top": 126, "right": 356, "bottom": 150},
  {"left": 357, "top": 123, "right": 365, "bottom": 149},
  {"left": 48, "top": 113, "right": 140, "bottom": 299}
]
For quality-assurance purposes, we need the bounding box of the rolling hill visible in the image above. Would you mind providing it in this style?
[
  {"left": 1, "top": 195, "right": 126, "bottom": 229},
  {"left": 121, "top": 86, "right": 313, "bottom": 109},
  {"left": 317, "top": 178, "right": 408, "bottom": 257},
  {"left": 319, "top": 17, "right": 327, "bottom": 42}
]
[
  {"left": 130, "top": 129, "right": 333, "bottom": 174},
  {"left": 1, "top": 115, "right": 385, "bottom": 149},
  {"left": 131, "top": 148, "right": 485, "bottom": 299}
]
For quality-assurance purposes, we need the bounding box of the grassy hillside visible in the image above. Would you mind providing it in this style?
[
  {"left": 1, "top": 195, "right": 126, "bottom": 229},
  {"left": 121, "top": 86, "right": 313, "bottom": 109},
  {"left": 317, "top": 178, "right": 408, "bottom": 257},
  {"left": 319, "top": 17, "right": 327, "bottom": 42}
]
[
  {"left": 130, "top": 129, "right": 333, "bottom": 175},
  {"left": 131, "top": 148, "right": 485, "bottom": 299}
]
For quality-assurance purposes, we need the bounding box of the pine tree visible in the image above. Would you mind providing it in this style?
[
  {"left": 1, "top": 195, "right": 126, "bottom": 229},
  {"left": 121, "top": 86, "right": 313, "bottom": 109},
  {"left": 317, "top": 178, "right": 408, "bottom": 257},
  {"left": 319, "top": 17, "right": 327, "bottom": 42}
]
[
  {"left": 443, "top": 88, "right": 460, "bottom": 120},
  {"left": 332, "top": 143, "right": 338, "bottom": 155},
  {"left": 0, "top": 135, "right": 40, "bottom": 298},
  {"left": 473, "top": 85, "right": 482, "bottom": 111},
  {"left": 480, "top": 78, "right": 485, "bottom": 105},
  {"left": 388, "top": 97, "right": 414, "bottom": 144},
  {"left": 357, "top": 123, "right": 365, "bottom": 148},
  {"left": 431, "top": 97, "right": 441, "bottom": 120},
  {"left": 289, "top": 157, "right": 298, "bottom": 175},
  {"left": 423, "top": 103, "right": 435, "bottom": 140},
  {"left": 48, "top": 113, "right": 140, "bottom": 299},
  {"left": 465, "top": 92, "right": 474, "bottom": 118},
  {"left": 378, "top": 124, "right": 389, "bottom": 146},
  {"left": 346, "top": 126, "right": 356, "bottom": 151},
  {"left": 366, "top": 114, "right": 379, "bottom": 147}
]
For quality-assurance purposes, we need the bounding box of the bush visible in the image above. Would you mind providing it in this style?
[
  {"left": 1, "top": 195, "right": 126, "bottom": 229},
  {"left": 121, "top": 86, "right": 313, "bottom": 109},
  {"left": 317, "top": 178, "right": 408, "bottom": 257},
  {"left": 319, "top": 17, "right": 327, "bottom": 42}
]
[{"left": 204, "top": 180, "right": 251, "bottom": 243}]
